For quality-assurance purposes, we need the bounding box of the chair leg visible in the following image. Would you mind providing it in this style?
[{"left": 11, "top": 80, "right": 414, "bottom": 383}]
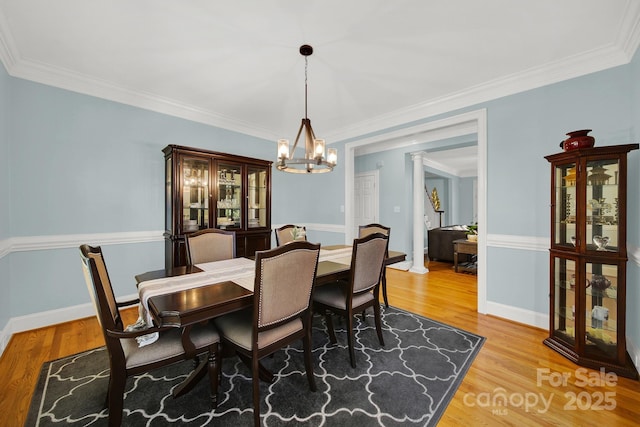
[
  {"left": 382, "top": 269, "right": 389, "bottom": 308},
  {"left": 303, "top": 330, "right": 317, "bottom": 391},
  {"left": 207, "top": 343, "right": 219, "bottom": 409},
  {"left": 252, "top": 353, "right": 261, "bottom": 427},
  {"left": 373, "top": 302, "right": 385, "bottom": 347},
  {"left": 324, "top": 311, "right": 337, "bottom": 344},
  {"left": 347, "top": 313, "right": 356, "bottom": 368},
  {"left": 107, "top": 372, "right": 126, "bottom": 427}
]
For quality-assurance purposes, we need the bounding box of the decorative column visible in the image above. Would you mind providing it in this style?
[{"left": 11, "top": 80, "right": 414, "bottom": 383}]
[{"left": 410, "top": 152, "right": 428, "bottom": 274}]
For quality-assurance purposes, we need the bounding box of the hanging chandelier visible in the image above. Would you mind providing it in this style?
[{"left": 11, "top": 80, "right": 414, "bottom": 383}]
[{"left": 277, "top": 45, "right": 337, "bottom": 173}]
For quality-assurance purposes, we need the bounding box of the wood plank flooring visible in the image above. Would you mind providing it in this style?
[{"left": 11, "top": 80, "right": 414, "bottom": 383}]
[{"left": 1, "top": 260, "right": 639, "bottom": 426}]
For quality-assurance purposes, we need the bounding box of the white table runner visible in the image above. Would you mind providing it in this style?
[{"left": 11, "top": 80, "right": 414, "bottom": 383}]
[
  {"left": 137, "top": 247, "right": 354, "bottom": 326},
  {"left": 138, "top": 257, "right": 255, "bottom": 325}
]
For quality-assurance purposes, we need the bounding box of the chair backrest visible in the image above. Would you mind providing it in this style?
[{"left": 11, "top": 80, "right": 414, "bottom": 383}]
[
  {"left": 350, "top": 233, "right": 389, "bottom": 294},
  {"left": 253, "top": 240, "right": 320, "bottom": 330},
  {"left": 79, "top": 245, "right": 125, "bottom": 336},
  {"left": 275, "top": 224, "right": 307, "bottom": 246},
  {"left": 186, "top": 228, "right": 236, "bottom": 265},
  {"left": 358, "top": 223, "right": 390, "bottom": 239}
]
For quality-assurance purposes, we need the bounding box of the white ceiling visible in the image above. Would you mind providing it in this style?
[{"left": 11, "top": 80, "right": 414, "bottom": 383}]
[{"left": 1, "top": 0, "right": 639, "bottom": 147}]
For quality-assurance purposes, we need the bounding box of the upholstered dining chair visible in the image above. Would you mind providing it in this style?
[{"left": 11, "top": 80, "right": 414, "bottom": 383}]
[
  {"left": 313, "top": 232, "right": 388, "bottom": 368},
  {"left": 185, "top": 228, "right": 236, "bottom": 265},
  {"left": 79, "top": 244, "right": 220, "bottom": 427},
  {"left": 274, "top": 224, "right": 307, "bottom": 246},
  {"left": 213, "top": 240, "right": 320, "bottom": 427},
  {"left": 358, "top": 223, "right": 391, "bottom": 307}
]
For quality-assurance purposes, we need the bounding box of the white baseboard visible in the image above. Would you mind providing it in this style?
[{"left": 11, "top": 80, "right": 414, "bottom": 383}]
[
  {"left": 626, "top": 338, "right": 640, "bottom": 377},
  {"left": 0, "top": 292, "right": 139, "bottom": 358},
  {"left": 485, "top": 300, "right": 548, "bottom": 330}
]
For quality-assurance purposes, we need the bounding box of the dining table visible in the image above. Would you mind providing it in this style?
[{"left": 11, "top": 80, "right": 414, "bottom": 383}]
[{"left": 134, "top": 244, "right": 405, "bottom": 396}]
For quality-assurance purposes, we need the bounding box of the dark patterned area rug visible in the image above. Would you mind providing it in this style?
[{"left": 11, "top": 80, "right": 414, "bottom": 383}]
[{"left": 26, "top": 307, "right": 484, "bottom": 426}]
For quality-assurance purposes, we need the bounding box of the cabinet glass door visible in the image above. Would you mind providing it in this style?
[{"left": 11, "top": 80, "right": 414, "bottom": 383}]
[
  {"left": 181, "top": 157, "right": 210, "bottom": 233},
  {"left": 585, "top": 158, "right": 619, "bottom": 252},
  {"left": 554, "top": 162, "right": 577, "bottom": 248},
  {"left": 247, "top": 166, "right": 268, "bottom": 229},
  {"left": 585, "top": 262, "right": 618, "bottom": 360},
  {"left": 216, "top": 162, "right": 242, "bottom": 230},
  {"left": 552, "top": 256, "right": 576, "bottom": 346}
]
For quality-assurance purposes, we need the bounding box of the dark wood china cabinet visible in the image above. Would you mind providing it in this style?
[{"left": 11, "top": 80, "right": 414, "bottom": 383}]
[
  {"left": 544, "top": 143, "right": 638, "bottom": 379},
  {"left": 163, "top": 145, "right": 272, "bottom": 268}
]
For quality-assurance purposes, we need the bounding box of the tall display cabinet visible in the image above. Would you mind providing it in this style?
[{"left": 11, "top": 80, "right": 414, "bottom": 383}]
[
  {"left": 544, "top": 143, "right": 638, "bottom": 379},
  {"left": 163, "top": 145, "right": 272, "bottom": 268}
]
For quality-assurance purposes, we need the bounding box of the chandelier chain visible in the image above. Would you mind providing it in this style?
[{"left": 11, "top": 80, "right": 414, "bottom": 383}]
[{"left": 304, "top": 56, "right": 308, "bottom": 119}]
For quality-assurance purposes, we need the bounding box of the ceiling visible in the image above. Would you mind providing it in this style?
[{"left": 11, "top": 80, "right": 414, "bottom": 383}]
[{"left": 1, "top": 1, "right": 639, "bottom": 148}]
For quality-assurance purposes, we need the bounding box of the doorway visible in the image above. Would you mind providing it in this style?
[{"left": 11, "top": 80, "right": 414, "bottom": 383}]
[{"left": 344, "top": 109, "right": 487, "bottom": 314}]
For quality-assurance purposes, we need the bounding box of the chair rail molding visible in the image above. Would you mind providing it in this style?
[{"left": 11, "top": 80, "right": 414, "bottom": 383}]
[{"left": 0, "top": 230, "right": 164, "bottom": 259}]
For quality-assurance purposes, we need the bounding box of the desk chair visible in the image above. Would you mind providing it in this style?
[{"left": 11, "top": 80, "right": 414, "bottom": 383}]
[{"left": 79, "top": 245, "right": 220, "bottom": 427}]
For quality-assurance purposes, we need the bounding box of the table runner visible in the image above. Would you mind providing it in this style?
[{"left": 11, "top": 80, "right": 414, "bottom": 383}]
[
  {"left": 138, "top": 257, "right": 255, "bottom": 326},
  {"left": 137, "top": 246, "right": 354, "bottom": 326}
]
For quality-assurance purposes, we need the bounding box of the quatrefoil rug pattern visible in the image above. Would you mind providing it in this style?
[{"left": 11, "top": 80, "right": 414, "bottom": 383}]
[{"left": 27, "top": 307, "right": 484, "bottom": 426}]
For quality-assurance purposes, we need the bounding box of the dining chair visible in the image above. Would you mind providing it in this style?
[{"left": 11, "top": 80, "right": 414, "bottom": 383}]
[
  {"left": 79, "top": 244, "right": 220, "bottom": 427},
  {"left": 313, "top": 232, "right": 388, "bottom": 368},
  {"left": 213, "top": 240, "right": 320, "bottom": 427},
  {"left": 185, "top": 228, "right": 236, "bottom": 265},
  {"left": 274, "top": 224, "right": 307, "bottom": 246},
  {"left": 358, "top": 223, "right": 391, "bottom": 307}
]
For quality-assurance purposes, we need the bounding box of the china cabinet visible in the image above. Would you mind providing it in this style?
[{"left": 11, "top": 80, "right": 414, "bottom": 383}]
[
  {"left": 163, "top": 145, "right": 272, "bottom": 268},
  {"left": 544, "top": 143, "right": 638, "bottom": 379}
]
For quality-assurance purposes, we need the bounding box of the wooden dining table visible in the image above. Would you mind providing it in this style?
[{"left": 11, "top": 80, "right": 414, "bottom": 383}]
[
  {"left": 134, "top": 245, "right": 405, "bottom": 395},
  {"left": 135, "top": 245, "right": 405, "bottom": 329}
]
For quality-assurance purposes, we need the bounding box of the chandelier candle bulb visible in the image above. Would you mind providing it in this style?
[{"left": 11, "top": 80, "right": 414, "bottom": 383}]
[
  {"left": 327, "top": 148, "right": 337, "bottom": 165},
  {"left": 277, "top": 139, "right": 290, "bottom": 160},
  {"left": 314, "top": 139, "right": 326, "bottom": 160}
]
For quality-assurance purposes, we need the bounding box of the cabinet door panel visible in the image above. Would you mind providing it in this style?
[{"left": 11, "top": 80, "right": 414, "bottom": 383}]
[
  {"left": 216, "top": 162, "right": 242, "bottom": 230},
  {"left": 181, "top": 157, "right": 210, "bottom": 233}
]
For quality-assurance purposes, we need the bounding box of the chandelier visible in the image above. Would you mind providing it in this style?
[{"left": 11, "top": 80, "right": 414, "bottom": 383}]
[{"left": 277, "top": 45, "right": 337, "bottom": 173}]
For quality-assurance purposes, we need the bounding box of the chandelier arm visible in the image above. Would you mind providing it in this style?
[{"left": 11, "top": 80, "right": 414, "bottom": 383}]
[{"left": 290, "top": 119, "right": 305, "bottom": 155}]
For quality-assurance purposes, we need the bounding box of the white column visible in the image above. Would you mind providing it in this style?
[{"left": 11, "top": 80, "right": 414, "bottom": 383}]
[{"left": 410, "top": 152, "right": 428, "bottom": 274}]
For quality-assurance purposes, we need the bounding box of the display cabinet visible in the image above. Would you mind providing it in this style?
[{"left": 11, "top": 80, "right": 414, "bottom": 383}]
[
  {"left": 544, "top": 143, "right": 638, "bottom": 379},
  {"left": 163, "top": 145, "right": 272, "bottom": 268}
]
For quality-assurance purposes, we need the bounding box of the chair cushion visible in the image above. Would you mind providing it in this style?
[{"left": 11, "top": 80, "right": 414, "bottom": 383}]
[
  {"left": 214, "top": 309, "right": 303, "bottom": 351},
  {"left": 122, "top": 322, "right": 219, "bottom": 369},
  {"left": 313, "top": 282, "right": 374, "bottom": 310}
]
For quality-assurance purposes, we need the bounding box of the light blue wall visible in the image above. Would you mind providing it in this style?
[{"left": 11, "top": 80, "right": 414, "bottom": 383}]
[
  {"left": 4, "top": 73, "right": 349, "bottom": 325},
  {"left": 1, "top": 47, "right": 639, "bottom": 351},
  {"left": 351, "top": 54, "right": 638, "bottom": 324},
  {"left": 0, "top": 65, "right": 10, "bottom": 330},
  {"left": 458, "top": 177, "right": 475, "bottom": 225},
  {"left": 483, "top": 62, "right": 634, "bottom": 315},
  {"left": 626, "top": 48, "right": 640, "bottom": 350}
]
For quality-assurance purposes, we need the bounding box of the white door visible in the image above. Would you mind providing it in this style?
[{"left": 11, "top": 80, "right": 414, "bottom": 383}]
[{"left": 354, "top": 171, "right": 379, "bottom": 236}]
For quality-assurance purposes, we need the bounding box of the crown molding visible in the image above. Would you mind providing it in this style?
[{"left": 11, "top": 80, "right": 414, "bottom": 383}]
[
  {"left": 1, "top": 7, "right": 639, "bottom": 145},
  {"left": 328, "top": 43, "right": 631, "bottom": 143}
]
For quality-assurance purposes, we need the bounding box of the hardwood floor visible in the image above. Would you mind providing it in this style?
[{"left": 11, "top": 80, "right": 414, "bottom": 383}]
[{"left": 1, "top": 260, "right": 639, "bottom": 426}]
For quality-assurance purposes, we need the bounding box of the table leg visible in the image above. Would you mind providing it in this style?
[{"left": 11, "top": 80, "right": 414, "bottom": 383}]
[{"left": 454, "top": 245, "right": 459, "bottom": 272}]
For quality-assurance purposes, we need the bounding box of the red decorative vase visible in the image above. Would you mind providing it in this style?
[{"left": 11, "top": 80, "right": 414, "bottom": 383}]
[{"left": 561, "top": 129, "right": 595, "bottom": 151}]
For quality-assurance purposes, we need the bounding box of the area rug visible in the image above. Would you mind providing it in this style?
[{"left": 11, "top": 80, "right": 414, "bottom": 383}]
[{"left": 26, "top": 306, "right": 484, "bottom": 426}]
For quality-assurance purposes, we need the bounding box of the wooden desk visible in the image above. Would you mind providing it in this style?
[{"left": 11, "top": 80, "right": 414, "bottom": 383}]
[{"left": 453, "top": 239, "right": 477, "bottom": 273}]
